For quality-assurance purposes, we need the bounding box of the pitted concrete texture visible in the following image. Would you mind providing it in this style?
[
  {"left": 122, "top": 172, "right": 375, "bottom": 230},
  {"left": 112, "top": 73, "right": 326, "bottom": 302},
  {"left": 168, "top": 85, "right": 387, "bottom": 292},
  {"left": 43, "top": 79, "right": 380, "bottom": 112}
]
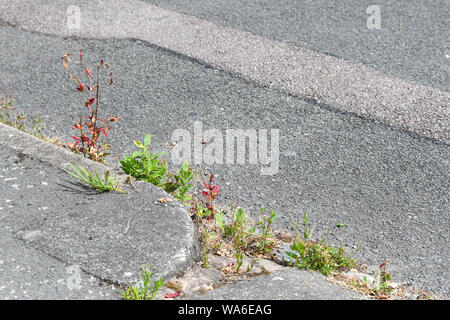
[
  {"left": 0, "top": 218, "right": 121, "bottom": 300},
  {"left": 0, "top": 0, "right": 448, "bottom": 143},
  {"left": 189, "top": 268, "right": 365, "bottom": 300},
  {"left": 0, "top": 123, "right": 200, "bottom": 296}
]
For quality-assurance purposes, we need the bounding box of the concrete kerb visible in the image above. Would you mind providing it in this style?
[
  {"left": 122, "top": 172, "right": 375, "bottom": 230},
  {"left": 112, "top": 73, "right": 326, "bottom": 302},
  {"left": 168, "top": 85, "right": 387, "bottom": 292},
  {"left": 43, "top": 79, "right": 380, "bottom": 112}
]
[{"left": 0, "top": 122, "right": 201, "bottom": 286}]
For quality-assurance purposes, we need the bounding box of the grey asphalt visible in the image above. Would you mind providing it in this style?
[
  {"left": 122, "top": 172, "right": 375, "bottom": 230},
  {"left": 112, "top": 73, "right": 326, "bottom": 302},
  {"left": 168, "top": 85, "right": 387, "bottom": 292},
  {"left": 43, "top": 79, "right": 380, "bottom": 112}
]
[
  {"left": 0, "top": 1, "right": 448, "bottom": 298},
  {"left": 0, "top": 123, "right": 200, "bottom": 299},
  {"left": 0, "top": 0, "right": 447, "bottom": 144},
  {"left": 145, "top": 0, "right": 450, "bottom": 92}
]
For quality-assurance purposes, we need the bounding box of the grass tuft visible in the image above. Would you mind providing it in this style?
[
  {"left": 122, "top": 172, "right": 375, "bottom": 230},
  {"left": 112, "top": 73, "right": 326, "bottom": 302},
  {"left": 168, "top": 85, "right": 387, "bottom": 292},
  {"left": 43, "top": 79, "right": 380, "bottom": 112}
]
[
  {"left": 123, "top": 266, "right": 164, "bottom": 300},
  {"left": 65, "top": 162, "right": 126, "bottom": 193}
]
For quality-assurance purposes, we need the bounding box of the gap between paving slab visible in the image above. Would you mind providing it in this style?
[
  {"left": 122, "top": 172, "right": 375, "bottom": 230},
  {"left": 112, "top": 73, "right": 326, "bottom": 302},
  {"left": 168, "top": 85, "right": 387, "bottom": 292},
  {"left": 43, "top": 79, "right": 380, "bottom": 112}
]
[
  {"left": 187, "top": 267, "right": 365, "bottom": 300},
  {"left": 0, "top": 122, "right": 200, "bottom": 286},
  {"left": 158, "top": 254, "right": 370, "bottom": 300}
]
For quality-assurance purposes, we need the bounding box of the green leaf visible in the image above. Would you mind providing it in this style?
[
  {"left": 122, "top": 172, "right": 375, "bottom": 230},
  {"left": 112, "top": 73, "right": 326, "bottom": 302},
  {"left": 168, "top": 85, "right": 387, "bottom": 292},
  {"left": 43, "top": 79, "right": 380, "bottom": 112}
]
[
  {"left": 291, "top": 241, "right": 305, "bottom": 254},
  {"left": 133, "top": 140, "right": 143, "bottom": 149},
  {"left": 285, "top": 251, "right": 299, "bottom": 260},
  {"left": 235, "top": 208, "right": 246, "bottom": 223},
  {"left": 143, "top": 134, "right": 151, "bottom": 147},
  {"left": 215, "top": 212, "right": 225, "bottom": 232}
]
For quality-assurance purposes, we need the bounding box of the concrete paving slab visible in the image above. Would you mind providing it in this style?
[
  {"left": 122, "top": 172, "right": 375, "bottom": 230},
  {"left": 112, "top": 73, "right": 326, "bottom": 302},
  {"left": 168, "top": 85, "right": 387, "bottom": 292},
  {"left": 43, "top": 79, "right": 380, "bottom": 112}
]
[
  {"left": 0, "top": 218, "right": 121, "bottom": 300},
  {"left": 0, "top": 123, "right": 200, "bottom": 297},
  {"left": 189, "top": 268, "right": 365, "bottom": 300}
]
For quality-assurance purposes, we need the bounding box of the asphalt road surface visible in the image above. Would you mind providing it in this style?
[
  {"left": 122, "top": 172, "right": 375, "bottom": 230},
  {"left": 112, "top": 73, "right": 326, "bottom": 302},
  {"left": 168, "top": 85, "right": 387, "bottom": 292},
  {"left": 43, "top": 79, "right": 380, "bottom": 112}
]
[
  {"left": 145, "top": 0, "right": 450, "bottom": 91},
  {"left": 0, "top": 0, "right": 448, "bottom": 298}
]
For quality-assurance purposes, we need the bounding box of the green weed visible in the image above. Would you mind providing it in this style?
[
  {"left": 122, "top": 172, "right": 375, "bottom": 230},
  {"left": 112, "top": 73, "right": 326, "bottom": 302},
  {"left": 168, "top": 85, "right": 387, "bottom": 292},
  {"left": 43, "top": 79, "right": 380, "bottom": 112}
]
[
  {"left": 120, "top": 134, "right": 196, "bottom": 203},
  {"left": 252, "top": 208, "right": 277, "bottom": 254},
  {"left": 66, "top": 163, "right": 126, "bottom": 193},
  {"left": 213, "top": 205, "right": 278, "bottom": 258},
  {"left": 286, "top": 212, "right": 355, "bottom": 276},
  {"left": 169, "top": 160, "right": 196, "bottom": 203},
  {"left": 123, "top": 266, "right": 164, "bottom": 300},
  {"left": 120, "top": 134, "right": 168, "bottom": 187},
  {"left": 0, "top": 90, "right": 45, "bottom": 139}
]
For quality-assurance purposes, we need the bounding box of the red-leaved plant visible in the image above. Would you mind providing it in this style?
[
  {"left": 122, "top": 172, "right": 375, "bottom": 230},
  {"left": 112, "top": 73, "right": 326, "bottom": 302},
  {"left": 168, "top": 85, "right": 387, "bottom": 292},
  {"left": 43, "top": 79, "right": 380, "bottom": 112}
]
[
  {"left": 202, "top": 174, "right": 220, "bottom": 215},
  {"left": 61, "top": 50, "right": 119, "bottom": 163}
]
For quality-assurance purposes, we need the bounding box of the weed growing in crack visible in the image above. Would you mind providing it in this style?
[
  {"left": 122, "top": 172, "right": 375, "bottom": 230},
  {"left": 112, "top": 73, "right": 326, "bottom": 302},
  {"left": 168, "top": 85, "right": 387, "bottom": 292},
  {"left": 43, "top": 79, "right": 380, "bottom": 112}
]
[
  {"left": 285, "top": 212, "right": 355, "bottom": 276},
  {"left": 202, "top": 174, "right": 219, "bottom": 214},
  {"left": 61, "top": 50, "right": 119, "bottom": 163},
  {"left": 196, "top": 202, "right": 215, "bottom": 220},
  {"left": 120, "top": 133, "right": 196, "bottom": 203},
  {"left": 201, "top": 248, "right": 211, "bottom": 268},
  {"left": 234, "top": 249, "right": 244, "bottom": 272},
  {"left": 0, "top": 88, "right": 46, "bottom": 139},
  {"left": 123, "top": 266, "right": 164, "bottom": 300},
  {"left": 170, "top": 161, "right": 196, "bottom": 203},
  {"left": 252, "top": 208, "right": 277, "bottom": 254},
  {"left": 214, "top": 205, "right": 278, "bottom": 257},
  {"left": 120, "top": 134, "right": 167, "bottom": 186},
  {"left": 339, "top": 261, "right": 394, "bottom": 299},
  {"left": 224, "top": 207, "right": 249, "bottom": 249},
  {"left": 65, "top": 163, "right": 126, "bottom": 193},
  {"left": 371, "top": 262, "right": 393, "bottom": 296},
  {"left": 190, "top": 175, "right": 282, "bottom": 273}
]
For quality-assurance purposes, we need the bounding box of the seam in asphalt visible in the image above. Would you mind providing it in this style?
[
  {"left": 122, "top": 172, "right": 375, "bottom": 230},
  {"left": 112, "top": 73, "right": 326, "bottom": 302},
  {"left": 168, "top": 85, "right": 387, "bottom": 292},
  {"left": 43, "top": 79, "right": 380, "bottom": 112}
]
[
  {"left": 127, "top": 37, "right": 449, "bottom": 148},
  {"left": 0, "top": 0, "right": 448, "bottom": 144},
  {"left": 0, "top": 20, "right": 447, "bottom": 148}
]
